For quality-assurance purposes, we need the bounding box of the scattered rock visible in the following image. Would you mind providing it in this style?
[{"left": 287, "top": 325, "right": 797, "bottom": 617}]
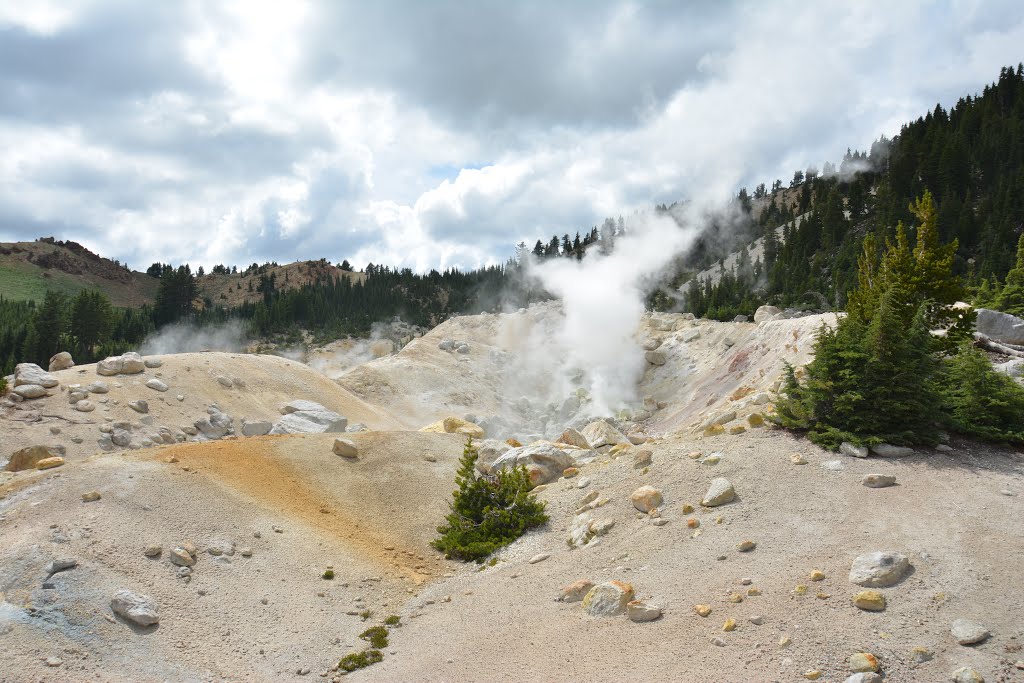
[
  {"left": 216, "top": 375, "right": 233, "bottom": 388},
  {"left": 169, "top": 547, "right": 196, "bottom": 567},
  {"left": 748, "top": 615, "right": 764, "bottom": 625},
  {"left": 558, "top": 579, "right": 594, "bottom": 603},
  {"left": 46, "top": 558, "right": 78, "bottom": 574},
  {"left": 143, "top": 545, "right": 162, "bottom": 558},
  {"left": 44, "top": 656, "right": 63, "bottom": 667},
  {"left": 528, "top": 553, "right": 549, "bottom": 564},
  {"left": 626, "top": 600, "right": 662, "bottom": 622},
  {"left": 568, "top": 514, "right": 615, "bottom": 548},
  {"left": 844, "top": 674, "right": 883, "bottom": 683},
  {"left": 490, "top": 443, "right": 577, "bottom": 485},
  {"left": 74, "top": 400, "right": 95, "bottom": 412},
  {"left": 145, "top": 379, "right": 169, "bottom": 392},
  {"left": 632, "top": 450, "right": 653, "bottom": 468},
  {"left": 702, "top": 477, "right": 735, "bottom": 507},
  {"left": 36, "top": 456, "right": 65, "bottom": 470},
  {"left": 241, "top": 420, "right": 272, "bottom": 437},
  {"left": 754, "top": 305, "right": 781, "bottom": 323},
  {"left": 6, "top": 445, "right": 62, "bottom": 472},
  {"left": 270, "top": 403, "right": 347, "bottom": 434},
  {"left": 582, "top": 581, "right": 634, "bottom": 617},
  {"left": 630, "top": 485, "right": 663, "bottom": 513},
  {"left": 555, "top": 428, "right": 590, "bottom": 449},
  {"left": 580, "top": 420, "right": 630, "bottom": 449},
  {"left": 710, "top": 637, "right": 727, "bottom": 647},
  {"left": 862, "top": 474, "right": 897, "bottom": 488},
  {"left": 110, "top": 589, "right": 159, "bottom": 626},
  {"left": 840, "top": 442, "right": 869, "bottom": 458},
  {"left": 48, "top": 352, "right": 74, "bottom": 372},
  {"left": 849, "top": 653, "right": 880, "bottom": 672},
  {"left": 790, "top": 453, "right": 808, "bottom": 465},
  {"left": 13, "top": 384, "right": 47, "bottom": 399},
  {"left": 950, "top": 667, "right": 985, "bottom": 683},
  {"left": 852, "top": 590, "right": 886, "bottom": 611},
  {"left": 950, "top": 618, "right": 990, "bottom": 645},
  {"left": 736, "top": 540, "right": 756, "bottom": 552},
  {"left": 644, "top": 350, "right": 667, "bottom": 366},
  {"left": 976, "top": 307, "right": 1024, "bottom": 345},
  {"left": 332, "top": 438, "right": 359, "bottom": 459},
  {"left": 81, "top": 491, "right": 101, "bottom": 502},
  {"left": 14, "top": 363, "right": 59, "bottom": 388},
  {"left": 97, "top": 352, "right": 145, "bottom": 376},
  {"left": 128, "top": 400, "right": 149, "bottom": 414},
  {"left": 849, "top": 551, "right": 910, "bottom": 587},
  {"left": 85, "top": 382, "right": 109, "bottom": 394}
]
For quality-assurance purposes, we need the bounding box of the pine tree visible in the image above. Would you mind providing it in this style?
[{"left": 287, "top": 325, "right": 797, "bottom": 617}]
[{"left": 994, "top": 232, "right": 1024, "bottom": 314}]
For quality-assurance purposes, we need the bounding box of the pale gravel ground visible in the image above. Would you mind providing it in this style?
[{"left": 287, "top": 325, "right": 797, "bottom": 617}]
[{"left": 1, "top": 313, "right": 1023, "bottom": 682}]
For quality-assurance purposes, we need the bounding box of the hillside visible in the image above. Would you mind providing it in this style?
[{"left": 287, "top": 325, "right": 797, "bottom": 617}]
[
  {"left": 197, "top": 260, "right": 366, "bottom": 309},
  {"left": 0, "top": 307, "right": 1021, "bottom": 682},
  {"left": 0, "top": 239, "right": 158, "bottom": 307}
]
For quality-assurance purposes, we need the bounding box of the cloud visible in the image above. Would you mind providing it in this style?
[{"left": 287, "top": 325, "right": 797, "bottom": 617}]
[{"left": 0, "top": 1, "right": 1022, "bottom": 272}]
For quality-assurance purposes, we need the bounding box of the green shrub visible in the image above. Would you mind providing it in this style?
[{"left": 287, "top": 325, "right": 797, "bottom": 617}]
[
  {"left": 0, "top": 376, "right": 6, "bottom": 394},
  {"left": 383, "top": 615, "right": 401, "bottom": 626},
  {"left": 338, "top": 649, "right": 383, "bottom": 672},
  {"left": 358, "top": 609, "right": 372, "bottom": 621},
  {"left": 322, "top": 569, "right": 334, "bottom": 580},
  {"left": 359, "top": 626, "right": 388, "bottom": 649},
  {"left": 432, "top": 438, "right": 549, "bottom": 562},
  {"left": 938, "top": 345, "right": 1024, "bottom": 444}
]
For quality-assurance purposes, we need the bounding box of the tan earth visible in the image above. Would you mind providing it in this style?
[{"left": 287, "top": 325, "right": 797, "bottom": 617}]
[{"left": 1, "top": 307, "right": 1022, "bottom": 682}]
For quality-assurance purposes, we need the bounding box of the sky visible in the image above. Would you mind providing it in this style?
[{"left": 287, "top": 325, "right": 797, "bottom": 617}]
[{"left": 1, "top": 1, "right": 1022, "bottom": 273}]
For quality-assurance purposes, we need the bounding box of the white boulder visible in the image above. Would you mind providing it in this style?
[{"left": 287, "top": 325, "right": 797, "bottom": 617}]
[{"left": 110, "top": 590, "right": 159, "bottom": 626}]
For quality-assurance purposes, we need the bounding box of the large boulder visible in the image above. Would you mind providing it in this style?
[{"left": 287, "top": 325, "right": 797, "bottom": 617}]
[
  {"left": 582, "top": 581, "right": 635, "bottom": 617},
  {"left": 555, "top": 428, "right": 591, "bottom": 449},
  {"left": 489, "top": 443, "right": 577, "bottom": 485},
  {"left": 754, "top": 305, "right": 782, "bottom": 324},
  {"left": 473, "top": 439, "right": 513, "bottom": 473},
  {"left": 419, "top": 416, "right": 485, "bottom": 438},
  {"left": 13, "top": 384, "right": 47, "bottom": 399},
  {"left": 6, "top": 445, "right": 63, "bottom": 472},
  {"left": 14, "top": 363, "right": 58, "bottom": 388},
  {"left": 48, "top": 352, "right": 74, "bottom": 372},
  {"left": 580, "top": 420, "right": 629, "bottom": 449},
  {"left": 96, "top": 352, "right": 145, "bottom": 376},
  {"left": 269, "top": 403, "right": 347, "bottom": 435},
  {"left": 194, "top": 409, "right": 234, "bottom": 440},
  {"left": 976, "top": 307, "right": 1024, "bottom": 345}
]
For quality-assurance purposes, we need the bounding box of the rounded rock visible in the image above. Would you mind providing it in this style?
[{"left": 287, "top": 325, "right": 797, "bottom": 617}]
[{"left": 630, "top": 485, "right": 663, "bottom": 513}]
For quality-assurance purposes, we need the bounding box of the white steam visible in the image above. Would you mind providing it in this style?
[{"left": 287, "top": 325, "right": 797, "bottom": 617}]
[
  {"left": 138, "top": 320, "right": 248, "bottom": 355},
  {"left": 524, "top": 210, "right": 700, "bottom": 415}
]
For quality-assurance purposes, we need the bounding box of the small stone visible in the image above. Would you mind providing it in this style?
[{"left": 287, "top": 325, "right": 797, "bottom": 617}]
[
  {"left": 44, "top": 656, "right": 63, "bottom": 667},
  {"left": 736, "top": 540, "right": 756, "bottom": 552},
  {"left": 710, "top": 637, "right": 727, "bottom": 647},
  {"left": 81, "top": 491, "right": 101, "bottom": 502},
  {"left": 576, "top": 476, "right": 590, "bottom": 489},
  {"left": 216, "top": 376, "right": 233, "bottom": 388},
  {"left": 911, "top": 647, "right": 934, "bottom": 664},
  {"left": 687, "top": 450, "right": 702, "bottom": 459},
  {"left": 722, "top": 618, "right": 736, "bottom": 632},
  {"left": 630, "top": 485, "right": 663, "bottom": 513},
  {"left": 790, "top": 453, "right": 808, "bottom": 465},
  {"left": 110, "top": 589, "right": 159, "bottom": 626},
  {"left": 727, "top": 592, "right": 743, "bottom": 603},
  {"left": 844, "top": 674, "right": 883, "bottom": 683},
  {"left": 702, "top": 453, "right": 721, "bottom": 465},
  {"left": 128, "top": 400, "right": 148, "bottom": 414},
  {"left": 950, "top": 618, "right": 990, "bottom": 645},
  {"left": 681, "top": 503, "right": 694, "bottom": 513},
  {"left": 559, "top": 579, "right": 595, "bottom": 603},
  {"left": 143, "top": 545, "right": 162, "bottom": 558},
  {"left": 652, "top": 518, "right": 669, "bottom": 526},
  {"left": 748, "top": 615, "right": 764, "bottom": 625},
  {"left": 144, "top": 358, "right": 163, "bottom": 368},
  {"left": 632, "top": 450, "right": 652, "bottom": 468},
  {"left": 36, "top": 457, "right": 65, "bottom": 470},
  {"left": 240, "top": 547, "right": 252, "bottom": 557},
  {"left": 169, "top": 547, "right": 196, "bottom": 567},
  {"left": 747, "top": 587, "right": 761, "bottom": 596},
  {"left": 793, "top": 584, "right": 807, "bottom": 596},
  {"left": 803, "top": 671, "right": 823, "bottom": 681},
  {"left": 779, "top": 635, "right": 792, "bottom": 647},
  {"left": 840, "top": 441, "right": 869, "bottom": 458},
  {"left": 332, "top": 438, "right": 359, "bottom": 459},
  {"left": 950, "top": 667, "right": 985, "bottom": 683},
  {"left": 702, "top": 477, "right": 735, "bottom": 507},
  {"left": 145, "top": 379, "right": 169, "bottom": 392},
  {"left": 862, "top": 474, "right": 897, "bottom": 488},
  {"left": 626, "top": 600, "right": 662, "bottom": 622},
  {"left": 809, "top": 570, "right": 825, "bottom": 581},
  {"left": 562, "top": 467, "right": 579, "bottom": 478},
  {"left": 582, "top": 581, "right": 635, "bottom": 617},
  {"left": 694, "top": 604, "right": 712, "bottom": 617},
  {"left": 852, "top": 590, "right": 886, "bottom": 611},
  {"left": 849, "top": 652, "right": 880, "bottom": 673},
  {"left": 528, "top": 553, "right": 549, "bottom": 564},
  {"left": 849, "top": 551, "right": 910, "bottom": 587}
]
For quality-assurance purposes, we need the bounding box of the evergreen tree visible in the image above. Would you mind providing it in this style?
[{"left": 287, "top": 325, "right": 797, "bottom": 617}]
[
  {"left": 70, "top": 290, "right": 114, "bottom": 352},
  {"left": 994, "top": 232, "right": 1024, "bottom": 314}
]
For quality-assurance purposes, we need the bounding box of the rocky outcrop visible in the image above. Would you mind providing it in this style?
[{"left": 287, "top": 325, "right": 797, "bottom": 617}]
[
  {"left": 489, "top": 443, "right": 578, "bottom": 485},
  {"left": 14, "top": 363, "right": 58, "bottom": 388},
  {"left": 976, "top": 307, "right": 1024, "bottom": 345},
  {"left": 97, "top": 352, "right": 145, "bottom": 376},
  {"left": 270, "top": 401, "right": 347, "bottom": 435},
  {"left": 5, "top": 445, "right": 64, "bottom": 472}
]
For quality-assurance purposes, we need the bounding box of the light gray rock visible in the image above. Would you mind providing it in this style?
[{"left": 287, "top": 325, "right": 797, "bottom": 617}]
[
  {"left": 951, "top": 618, "right": 990, "bottom": 645},
  {"left": 110, "top": 589, "right": 159, "bottom": 626},
  {"left": 332, "top": 438, "right": 358, "bottom": 459},
  {"left": 85, "top": 382, "right": 109, "bottom": 394},
  {"left": 474, "top": 439, "right": 513, "bottom": 473},
  {"left": 68, "top": 390, "right": 89, "bottom": 404},
  {"left": 145, "top": 379, "right": 168, "bottom": 392},
  {"left": 437, "top": 339, "right": 456, "bottom": 351},
  {"left": 582, "top": 581, "right": 635, "bottom": 617},
  {"left": 456, "top": 343, "right": 470, "bottom": 354},
  {"left": 48, "top": 352, "right": 74, "bottom": 372},
  {"left": 862, "top": 474, "right": 897, "bottom": 488},
  {"left": 754, "top": 305, "right": 782, "bottom": 324},
  {"left": 216, "top": 375, "right": 233, "bottom": 388},
  {"left": 74, "top": 400, "right": 95, "bottom": 412},
  {"left": 849, "top": 551, "right": 910, "bottom": 587},
  {"left": 840, "top": 441, "right": 869, "bottom": 458},
  {"left": 644, "top": 350, "right": 667, "bottom": 366},
  {"left": 680, "top": 328, "right": 701, "bottom": 343},
  {"left": 14, "top": 363, "right": 59, "bottom": 388},
  {"left": 241, "top": 420, "right": 272, "bottom": 437},
  {"left": 490, "top": 443, "right": 576, "bottom": 485},
  {"left": 111, "top": 429, "right": 131, "bottom": 447},
  {"left": 13, "top": 384, "right": 47, "bottom": 399},
  {"left": 144, "top": 358, "right": 163, "bottom": 368},
  {"left": 580, "top": 420, "right": 629, "bottom": 449},
  {"left": 844, "top": 674, "right": 883, "bottom": 683},
  {"left": 195, "top": 410, "right": 232, "bottom": 439},
  {"left": 280, "top": 399, "right": 328, "bottom": 415},
  {"left": 97, "top": 352, "right": 145, "bottom": 376},
  {"left": 568, "top": 514, "right": 615, "bottom": 548},
  {"left": 871, "top": 443, "right": 915, "bottom": 457},
  {"left": 702, "top": 477, "right": 735, "bottom": 507},
  {"left": 269, "top": 407, "right": 346, "bottom": 435},
  {"left": 733, "top": 314, "right": 749, "bottom": 323},
  {"left": 45, "top": 558, "right": 78, "bottom": 574},
  {"left": 169, "top": 547, "right": 196, "bottom": 567},
  {"left": 626, "top": 600, "right": 662, "bottom": 622},
  {"left": 950, "top": 666, "right": 985, "bottom": 683},
  {"left": 976, "top": 307, "right": 1024, "bottom": 345},
  {"left": 128, "top": 400, "right": 149, "bottom": 414},
  {"left": 346, "top": 423, "right": 369, "bottom": 432}
]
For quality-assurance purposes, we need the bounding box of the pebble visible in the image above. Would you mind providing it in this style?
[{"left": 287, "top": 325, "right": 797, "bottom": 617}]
[
  {"left": 710, "top": 637, "right": 727, "bottom": 647},
  {"left": 844, "top": 674, "right": 882, "bottom": 683},
  {"left": 849, "top": 652, "right": 879, "bottom": 672},
  {"left": 702, "top": 478, "right": 735, "bottom": 507},
  {"left": 748, "top": 615, "right": 764, "bottom": 625},
  {"left": 849, "top": 551, "right": 910, "bottom": 587},
  {"left": 803, "top": 671, "right": 822, "bottom": 680},
  {"left": 81, "top": 491, "right": 102, "bottom": 502},
  {"left": 626, "top": 600, "right": 662, "bottom": 622},
  {"left": 169, "top": 548, "right": 196, "bottom": 567},
  {"left": 694, "top": 604, "right": 712, "bottom": 617},
  {"left": 862, "top": 474, "right": 897, "bottom": 488},
  {"left": 528, "top": 553, "right": 549, "bottom": 564},
  {"left": 143, "top": 545, "right": 162, "bottom": 558},
  {"left": 701, "top": 454, "right": 721, "bottom": 465},
  {"left": 852, "top": 590, "right": 886, "bottom": 611},
  {"left": 652, "top": 518, "right": 669, "bottom": 526},
  {"left": 821, "top": 459, "right": 845, "bottom": 471},
  {"left": 790, "top": 453, "right": 808, "bottom": 465},
  {"left": 950, "top": 667, "right": 985, "bottom": 683},
  {"left": 44, "top": 656, "right": 63, "bottom": 667},
  {"left": 576, "top": 477, "right": 590, "bottom": 488},
  {"left": 950, "top": 618, "right": 990, "bottom": 645},
  {"left": 809, "top": 570, "right": 825, "bottom": 581},
  {"left": 736, "top": 540, "right": 756, "bottom": 552}
]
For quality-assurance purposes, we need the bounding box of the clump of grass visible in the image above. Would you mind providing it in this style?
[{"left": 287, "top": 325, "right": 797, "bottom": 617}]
[
  {"left": 322, "top": 569, "right": 335, "bottom": 580},
  {"left": 359, "top": 609, "right": 372, "bottom": 621},
  {"left": 383, "top": 615, "right": 401, "bottom": 626},
  {"left": 359, "top": 626, "right": 389, "bottom": 649},
  {"left": 338, "top": 650, "right": 383, "bottom": 672}
]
